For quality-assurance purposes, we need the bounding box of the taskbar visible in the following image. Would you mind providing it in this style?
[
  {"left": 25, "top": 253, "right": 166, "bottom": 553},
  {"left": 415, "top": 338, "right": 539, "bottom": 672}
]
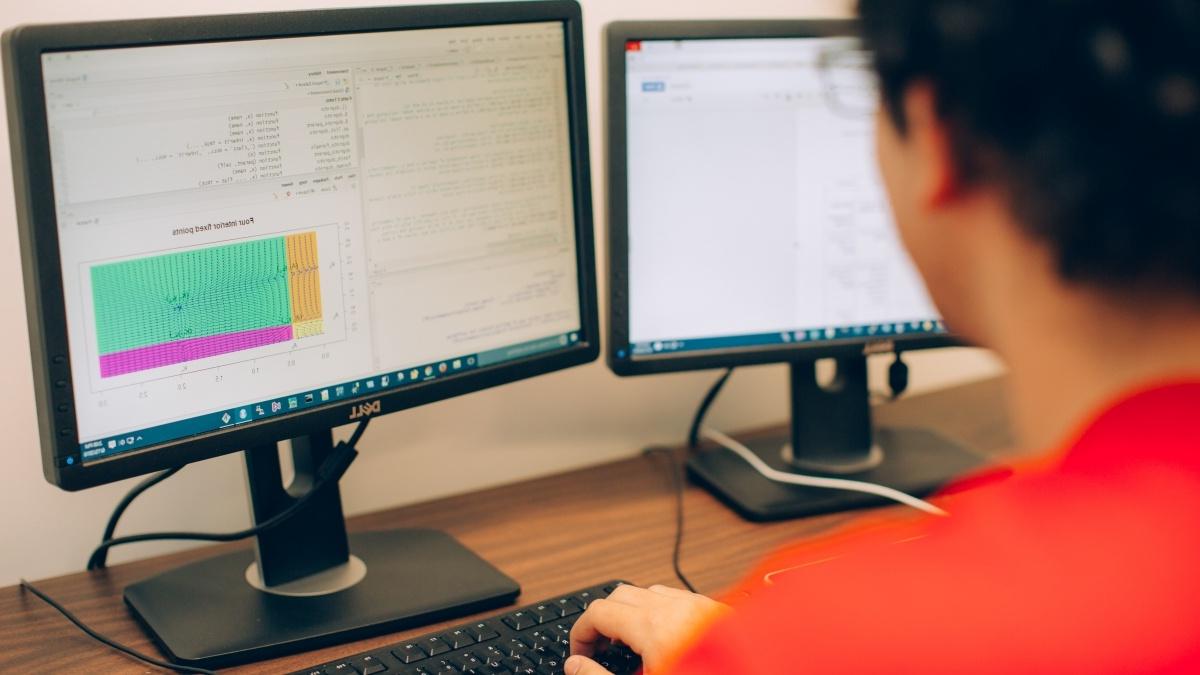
[
  {"left": 621, "top": 320, "right": 947, "bottom": 359},
  {"left": 72, "top": 331, "right": 581, "bottom": 466}
]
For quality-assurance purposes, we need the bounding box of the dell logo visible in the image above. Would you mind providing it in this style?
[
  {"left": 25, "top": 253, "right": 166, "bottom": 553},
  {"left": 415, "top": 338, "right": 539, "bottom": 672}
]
[{"left": 349, "top": 400, "right": 382, "bottom": 420}]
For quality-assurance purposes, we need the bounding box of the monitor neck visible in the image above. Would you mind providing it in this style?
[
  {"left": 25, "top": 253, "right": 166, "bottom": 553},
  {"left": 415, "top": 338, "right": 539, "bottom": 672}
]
[
  {"left": 244, "top": 431, "right": 357, "bottom": 593},
  {"left": 784, "top": 356, "right": 883, "bottom": 474}
]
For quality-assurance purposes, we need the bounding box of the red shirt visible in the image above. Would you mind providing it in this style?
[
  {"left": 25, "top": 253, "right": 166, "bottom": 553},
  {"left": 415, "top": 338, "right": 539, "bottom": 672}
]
[{"left": 669, "top": 382, "right": 1200, "bottom": 673}]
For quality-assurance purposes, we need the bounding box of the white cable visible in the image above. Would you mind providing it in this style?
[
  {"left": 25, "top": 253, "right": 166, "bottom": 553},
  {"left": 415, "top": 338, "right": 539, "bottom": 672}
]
[{"left": 701, "top": 428, "right": 949, "bottom": 517}]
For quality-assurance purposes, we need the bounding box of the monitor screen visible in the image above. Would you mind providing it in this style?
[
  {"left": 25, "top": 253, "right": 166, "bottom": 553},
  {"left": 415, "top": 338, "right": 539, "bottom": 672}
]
[
  {"left": 42, "top": 22, "right": 583, "bottom": 463},
  {"left": 621, "top": 36, "right": 943, "bottom": 360}
]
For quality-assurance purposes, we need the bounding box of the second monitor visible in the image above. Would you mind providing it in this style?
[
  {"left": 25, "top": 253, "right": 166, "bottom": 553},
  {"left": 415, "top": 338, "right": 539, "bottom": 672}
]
[{"left": 606, "top": 20, "right": 986, "bottom": 521}]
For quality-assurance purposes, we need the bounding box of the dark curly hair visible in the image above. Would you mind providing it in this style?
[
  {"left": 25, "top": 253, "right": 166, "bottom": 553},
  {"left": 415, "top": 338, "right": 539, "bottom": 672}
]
[{"left": 858, "top": 0, "right": 1200, "bottom": 296}]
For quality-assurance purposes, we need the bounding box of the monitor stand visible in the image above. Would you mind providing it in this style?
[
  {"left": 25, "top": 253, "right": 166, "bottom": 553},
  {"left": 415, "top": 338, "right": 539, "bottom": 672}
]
[
  {"left": 686, "top": 356, "right": 990, "bottom": 522},
  {"left": 123, "top": 431, "right": 520, "bottom": 669}
]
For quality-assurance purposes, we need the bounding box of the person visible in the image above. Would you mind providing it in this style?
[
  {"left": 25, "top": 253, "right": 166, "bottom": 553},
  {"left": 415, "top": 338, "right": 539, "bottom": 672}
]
[{"left": 566, "top": 0, "right": 1200, "bottom": 672}]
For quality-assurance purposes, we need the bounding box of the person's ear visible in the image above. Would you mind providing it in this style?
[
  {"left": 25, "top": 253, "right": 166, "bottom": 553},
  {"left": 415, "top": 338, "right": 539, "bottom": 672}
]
[{"left": 901, "top": 82, "right": 963, "bottom": 208}]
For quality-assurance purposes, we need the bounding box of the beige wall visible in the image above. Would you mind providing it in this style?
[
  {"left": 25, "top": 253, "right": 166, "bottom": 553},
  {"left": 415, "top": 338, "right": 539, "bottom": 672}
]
[{"left": 0, "top": 0, "right": 1003, "bottom": 586}]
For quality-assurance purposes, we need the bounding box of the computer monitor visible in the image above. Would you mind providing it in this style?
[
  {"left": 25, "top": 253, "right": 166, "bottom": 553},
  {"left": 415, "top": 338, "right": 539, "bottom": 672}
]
[
  {"left": 4, "top": 0, "right": 596, "bottom": 667},
  {"left": 605, "top": 20, "right": 984, "bottom": 521}
]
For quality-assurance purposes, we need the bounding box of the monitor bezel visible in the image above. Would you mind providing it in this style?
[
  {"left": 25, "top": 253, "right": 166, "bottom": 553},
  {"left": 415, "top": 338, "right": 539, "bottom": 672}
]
[
  {"left": 4, "top": 0, "right": 599, "bottom": 490},
  {"left": 604, "top": 20, "right": 956, "bottom": 377}
]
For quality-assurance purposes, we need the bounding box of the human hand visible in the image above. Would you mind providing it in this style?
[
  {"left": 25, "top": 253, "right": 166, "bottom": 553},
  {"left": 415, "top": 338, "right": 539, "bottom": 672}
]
[{"left": 566, "top": 583, "right": 730, "bottom": 674}]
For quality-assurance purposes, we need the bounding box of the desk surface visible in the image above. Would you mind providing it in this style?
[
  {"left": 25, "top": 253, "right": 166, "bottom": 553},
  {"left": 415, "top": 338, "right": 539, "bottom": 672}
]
[{"left": 0, "top": 377, "right": 1016, "bottom": 674}]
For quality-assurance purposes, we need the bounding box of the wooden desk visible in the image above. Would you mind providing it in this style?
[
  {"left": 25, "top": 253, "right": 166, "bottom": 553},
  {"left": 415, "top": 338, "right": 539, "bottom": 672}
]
[{"left": 0, "top": 378, "right": 1016, "bottom": 674}]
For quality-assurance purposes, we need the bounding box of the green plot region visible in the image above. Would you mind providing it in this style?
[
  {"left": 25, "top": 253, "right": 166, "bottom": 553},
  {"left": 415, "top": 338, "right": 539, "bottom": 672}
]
[{"left": 92, "top": 237, "right": 296, "bottom": 377}]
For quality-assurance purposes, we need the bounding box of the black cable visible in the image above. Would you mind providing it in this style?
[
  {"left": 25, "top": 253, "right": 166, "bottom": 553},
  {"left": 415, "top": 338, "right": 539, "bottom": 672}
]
[
  {"left": 664, "top": 368, "right": 733, "bottom": 589},
  {"left": 687, "top": 368, "right": 734, "bottom": 450},
  {"left": 644, "top": 447, "right": 696, "bottom": 593},
  {"left": 87, "top": 488, "right": 330, "bottom": 570},
  {"left": 92, "top": 466, "right": 185, "bottom": 570},
  {"left": 346, "top": 417, "right": 370, "bottom": 448},
  {"left": 88, "top": 419, "right": 368, "bottom": 571},
  {"left": 18, "top": 578, "right": 217, "bottom": 674}
]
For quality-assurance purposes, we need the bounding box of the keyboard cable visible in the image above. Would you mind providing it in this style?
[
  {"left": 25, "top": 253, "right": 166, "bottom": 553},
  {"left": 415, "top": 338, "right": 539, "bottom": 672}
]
[
  {"left": 637, "top": 367, "right": 737, "bottom": 594},
  {"left": 18, "top": 578, "right": 217, "bottom": 675},
  {"left": 643, "top": 445, "right": 697, "bottom": 593}
]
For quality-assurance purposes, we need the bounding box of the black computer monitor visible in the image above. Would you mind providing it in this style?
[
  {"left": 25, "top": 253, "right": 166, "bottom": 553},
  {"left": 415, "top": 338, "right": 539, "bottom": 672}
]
[
  {"left": 4, "top": 0, "right": 597, "bottom": 667},
  {"left": 605, "top": 20, "right": 984, "bottom": 521}
]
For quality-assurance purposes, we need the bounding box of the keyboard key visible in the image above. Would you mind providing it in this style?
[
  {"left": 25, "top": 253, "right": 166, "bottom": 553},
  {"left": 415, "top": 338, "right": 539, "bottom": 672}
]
[
  {"left": 554, "top": 597, "right": 582, "bottom": 617},
  {"left": 541, "top": 626, "right": 568, "bottom": 651},
  {"left": 328, "top": 663, "right": 358, "bottom": 675},
  {"left": 466, "top": 621, "right": 500, "bottom": 642},
  {"left": 502, "top": 610, "right": 538, "bottom": 631},
  {"left": 552, "top": 623, "right": 573, "bottom": 648},
  {"left": 355, "top": 655, "right": 388, "bottom": 674},
  {"left": 421, "top": 635, "right": 451, "bottom": 656},
  {"left": 446, "top": 628, "right": 477, "bottom": 649},
  {"left": 530, "top": 645, "right": 563, "bottom": 665},
  {"left": 531, "top": 603, "right": 561, "bottom": 622},
  {"left": 603, "top": 585, "right": 618, "bottom": 595},
  {"left": 501, "top": 636, "right": 532, "bottom": 658},
  {"left": 524, "top": 648, "right": 547, "bottom": 666},
  {"left": 394, "top": 644, "right": 427, "bottom": 664},
  {"left": 574, "top": 590, "right": 597, "bottom": 609},
  {"left": 526, "top": 629, "right": 556, "bottom": 648},
  {"left": 450, "top": 652, "right": 484, "bottom": 672}
]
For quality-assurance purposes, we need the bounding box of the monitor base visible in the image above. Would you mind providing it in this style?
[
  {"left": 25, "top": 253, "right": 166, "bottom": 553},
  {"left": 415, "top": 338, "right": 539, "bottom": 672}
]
[
  {"left": 687, "top": 426, "right": 987, "bottom": 522},
  {"left": 124, "top": 528, "right": 520, "bottom": 669}
]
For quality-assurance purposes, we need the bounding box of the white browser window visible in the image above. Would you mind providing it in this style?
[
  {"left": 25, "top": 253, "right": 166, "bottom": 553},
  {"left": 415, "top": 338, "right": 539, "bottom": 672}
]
[
  {"left": 625, "top": 37, "right": 939, "bottom": 353},
  {"left": 43, "top": 22, "right": 581, "bottom": 454}
]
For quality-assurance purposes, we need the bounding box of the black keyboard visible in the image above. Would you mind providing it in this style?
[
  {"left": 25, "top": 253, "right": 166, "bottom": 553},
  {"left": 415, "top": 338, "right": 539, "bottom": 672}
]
[{"left": 292, "top": 580, "right": 642, "bottom": 675}]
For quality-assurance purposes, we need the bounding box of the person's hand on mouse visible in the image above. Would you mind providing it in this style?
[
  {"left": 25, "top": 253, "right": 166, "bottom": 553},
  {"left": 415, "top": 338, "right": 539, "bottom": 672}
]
[{"left": 566, "top": 583, "right": 731, "bottom": 674}]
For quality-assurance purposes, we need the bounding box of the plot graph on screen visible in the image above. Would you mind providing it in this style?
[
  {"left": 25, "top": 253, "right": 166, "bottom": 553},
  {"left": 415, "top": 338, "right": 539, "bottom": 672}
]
[{"left": 92, "top": 232, "right": 325, "bottom": 378}]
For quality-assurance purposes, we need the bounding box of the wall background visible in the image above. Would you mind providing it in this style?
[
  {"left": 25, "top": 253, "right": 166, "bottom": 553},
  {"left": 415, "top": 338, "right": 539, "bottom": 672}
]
[{"left": 0, "top": 0, "right": 1004, "bottom": 587}]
